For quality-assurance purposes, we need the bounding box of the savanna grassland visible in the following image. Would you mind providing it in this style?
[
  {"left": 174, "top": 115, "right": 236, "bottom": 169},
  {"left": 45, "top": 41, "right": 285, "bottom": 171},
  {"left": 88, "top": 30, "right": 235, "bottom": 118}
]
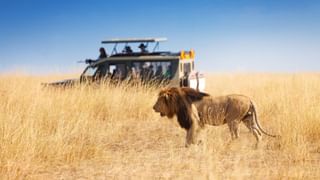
[{"left": 0, "top": 73, "right": 319, "bottom": 179}]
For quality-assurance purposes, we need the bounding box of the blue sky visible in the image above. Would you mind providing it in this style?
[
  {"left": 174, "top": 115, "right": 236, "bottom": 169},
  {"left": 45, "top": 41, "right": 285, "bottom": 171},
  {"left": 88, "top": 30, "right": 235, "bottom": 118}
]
[{"left": 0, "top": 0, "right": 319, "bottom": 73}]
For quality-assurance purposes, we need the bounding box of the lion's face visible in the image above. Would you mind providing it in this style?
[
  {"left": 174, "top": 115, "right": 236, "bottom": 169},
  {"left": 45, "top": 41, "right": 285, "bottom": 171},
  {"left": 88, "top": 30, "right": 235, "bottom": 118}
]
[{"left": 153, "top": 89, "right": 176, "bottom": 118}]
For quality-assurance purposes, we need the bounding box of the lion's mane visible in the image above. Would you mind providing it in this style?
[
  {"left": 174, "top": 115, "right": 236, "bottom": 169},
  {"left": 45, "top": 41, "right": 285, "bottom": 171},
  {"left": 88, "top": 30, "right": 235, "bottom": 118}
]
[{"left": 158, "top": 87, "right": 209, "bottom": 129}]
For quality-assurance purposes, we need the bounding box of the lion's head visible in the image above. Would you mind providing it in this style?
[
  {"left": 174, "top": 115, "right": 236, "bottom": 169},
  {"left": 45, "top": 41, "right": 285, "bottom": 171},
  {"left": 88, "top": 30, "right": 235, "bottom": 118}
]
[{"left": 153, "top": 87, "right": 179, "bottom": 118}]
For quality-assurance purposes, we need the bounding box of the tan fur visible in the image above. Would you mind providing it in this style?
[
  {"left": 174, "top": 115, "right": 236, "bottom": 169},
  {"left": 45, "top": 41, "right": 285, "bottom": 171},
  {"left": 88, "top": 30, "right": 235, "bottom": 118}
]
[{"left": 153, "top": 87, "right": 276, "bottom": 147}]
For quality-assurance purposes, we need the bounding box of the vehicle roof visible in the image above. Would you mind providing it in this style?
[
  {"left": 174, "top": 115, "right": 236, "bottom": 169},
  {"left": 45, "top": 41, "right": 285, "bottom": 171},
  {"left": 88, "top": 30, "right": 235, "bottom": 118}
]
[
  {"left": 92, "top": 54, "right": 184, "bottom": 66},
  {"left": 101, "top": 37, "right": 167, "bottom": 44}
]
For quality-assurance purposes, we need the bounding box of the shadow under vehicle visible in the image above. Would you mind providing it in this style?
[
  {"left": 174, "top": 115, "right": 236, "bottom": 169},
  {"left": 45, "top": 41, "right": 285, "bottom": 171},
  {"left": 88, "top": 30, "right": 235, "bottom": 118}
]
[{"left": 45, "top": 38, "right": 205, "bottom": 91}]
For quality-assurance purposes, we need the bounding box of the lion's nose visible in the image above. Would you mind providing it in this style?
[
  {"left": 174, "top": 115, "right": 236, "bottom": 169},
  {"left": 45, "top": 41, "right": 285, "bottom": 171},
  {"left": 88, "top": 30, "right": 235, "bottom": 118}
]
[{"left": 153, "top": 105, "right": 158, "bottom": 111}]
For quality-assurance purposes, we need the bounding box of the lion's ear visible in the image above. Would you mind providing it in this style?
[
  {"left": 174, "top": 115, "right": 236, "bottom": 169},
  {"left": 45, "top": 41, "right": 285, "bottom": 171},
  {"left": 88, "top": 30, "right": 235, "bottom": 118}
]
[
  {"left": 160, "top": 88, "right": 173, "bottom": 101},
  {"left": 164, "top": 93, "right": 169, "bottom": 100}
]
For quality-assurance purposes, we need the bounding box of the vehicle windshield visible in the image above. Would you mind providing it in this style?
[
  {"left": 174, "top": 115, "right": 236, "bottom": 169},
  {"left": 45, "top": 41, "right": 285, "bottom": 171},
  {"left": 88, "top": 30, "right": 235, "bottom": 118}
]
[
  {"left": 83, "top": 66, "right": 98, "bottom": 77},
  {"left": 132, "top": 61, "right": 173, "bottom": 79}
]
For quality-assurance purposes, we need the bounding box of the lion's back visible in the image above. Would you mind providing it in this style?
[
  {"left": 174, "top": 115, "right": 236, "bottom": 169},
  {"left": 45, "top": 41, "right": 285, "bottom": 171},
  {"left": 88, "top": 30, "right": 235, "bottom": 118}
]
[
  {"left": 195, "top": 96, "right": 229, "bottom": 125},
  {"left": 226, "top": 94, "right": 252, "bottom": 111},
  {"left": 223, "top": 94, "right": 252, "bottom": 121},
  {"left": 196, "top": 94, "right": 252, "bottom": 126}
]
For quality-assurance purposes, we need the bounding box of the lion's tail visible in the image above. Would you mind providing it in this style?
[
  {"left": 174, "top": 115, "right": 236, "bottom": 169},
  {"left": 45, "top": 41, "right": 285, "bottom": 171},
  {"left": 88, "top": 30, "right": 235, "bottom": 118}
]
[{"left": 251, "top": 101, "right": 278, "bottom": 138}]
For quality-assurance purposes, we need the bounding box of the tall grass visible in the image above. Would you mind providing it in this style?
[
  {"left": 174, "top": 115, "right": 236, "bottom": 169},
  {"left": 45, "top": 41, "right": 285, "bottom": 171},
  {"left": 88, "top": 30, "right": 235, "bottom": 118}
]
[{"left": 0, "top": 73, "right": 319, "bottom": 179}]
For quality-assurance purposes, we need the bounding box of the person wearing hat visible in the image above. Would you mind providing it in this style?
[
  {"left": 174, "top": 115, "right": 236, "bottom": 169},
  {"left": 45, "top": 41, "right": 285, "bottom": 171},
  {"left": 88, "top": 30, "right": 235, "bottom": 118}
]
[
  {"left": 138, "top": 43, "right": 148, "bottom": 53},
  {"left": 124, "top": 45, "right": 133, "bottom": 53}
]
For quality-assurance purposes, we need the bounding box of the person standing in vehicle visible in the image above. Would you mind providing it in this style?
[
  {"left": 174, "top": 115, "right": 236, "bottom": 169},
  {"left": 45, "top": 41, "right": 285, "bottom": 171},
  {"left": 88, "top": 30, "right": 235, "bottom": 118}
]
[
  {"left": 155, "top": 65, "right": 163, "bottom": 78},
  {"left": 164, "top": 65, "right": 172, "bottom": 79},
  {"left": 85, "top": 47, "right": 108, "bottom": 64},
  {"left": 99, "top": 47, "right": 108, "bottom": 59}
]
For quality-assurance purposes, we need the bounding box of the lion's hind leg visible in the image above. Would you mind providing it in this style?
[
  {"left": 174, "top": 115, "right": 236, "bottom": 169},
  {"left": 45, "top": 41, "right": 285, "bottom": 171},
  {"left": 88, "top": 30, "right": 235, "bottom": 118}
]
[
  {"left": 227, "top": 122, "right": 235, "bottom": 140},
  {"left": 234, "top": 121, "right": 241, "bottom": 139},
  {"left": 242, "top": 115, "right": 262, "bottom": 147},
  {"left": 227, "top": 120, "right": 241, "bottom": 140}
]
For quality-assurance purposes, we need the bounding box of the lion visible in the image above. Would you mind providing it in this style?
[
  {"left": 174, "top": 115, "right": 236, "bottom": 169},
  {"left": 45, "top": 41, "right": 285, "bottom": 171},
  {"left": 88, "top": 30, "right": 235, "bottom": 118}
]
[{"left": 153, "top": 87, "right": 277, "bottom": 147}]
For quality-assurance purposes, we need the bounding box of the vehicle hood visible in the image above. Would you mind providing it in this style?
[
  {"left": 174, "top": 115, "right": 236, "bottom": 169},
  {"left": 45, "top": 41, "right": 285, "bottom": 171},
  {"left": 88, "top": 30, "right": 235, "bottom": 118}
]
[{"left": 42, "top": 78, "right": 79, "bottom": 87}]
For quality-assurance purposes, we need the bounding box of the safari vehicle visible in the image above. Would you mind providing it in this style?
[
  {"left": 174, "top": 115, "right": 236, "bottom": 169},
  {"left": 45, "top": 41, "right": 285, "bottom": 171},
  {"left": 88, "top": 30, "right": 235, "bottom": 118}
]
[{"left": 45, "top": 38, "right": 205, "bottom": 91}]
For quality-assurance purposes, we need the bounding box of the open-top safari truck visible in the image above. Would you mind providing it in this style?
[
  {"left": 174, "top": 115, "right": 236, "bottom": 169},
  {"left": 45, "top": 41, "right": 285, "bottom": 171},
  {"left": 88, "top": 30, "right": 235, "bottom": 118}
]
[{"left": 45, "top": 38, "right": 205, "bottom": 91}]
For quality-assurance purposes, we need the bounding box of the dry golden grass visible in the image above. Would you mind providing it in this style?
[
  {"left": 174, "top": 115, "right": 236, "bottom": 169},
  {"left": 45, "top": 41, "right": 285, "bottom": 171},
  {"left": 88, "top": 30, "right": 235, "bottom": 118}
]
[{"left": 0, "top": 73, "right": 319, "bottom": 179}]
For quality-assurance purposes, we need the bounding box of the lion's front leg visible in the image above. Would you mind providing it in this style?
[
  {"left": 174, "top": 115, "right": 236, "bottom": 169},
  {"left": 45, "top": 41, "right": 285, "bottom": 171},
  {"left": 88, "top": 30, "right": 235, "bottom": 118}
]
[
  {"left": 185, "top": 104, "right": 201, "bottom": 147},
  {"left": 185, "top": 124, "right": 203, "bottom": 147},
  {"left": 186, "top": 126, "right": 200, "bottom": 147},
  {"left": 185, "top": 128, "right": 193, "bottom": 147}
]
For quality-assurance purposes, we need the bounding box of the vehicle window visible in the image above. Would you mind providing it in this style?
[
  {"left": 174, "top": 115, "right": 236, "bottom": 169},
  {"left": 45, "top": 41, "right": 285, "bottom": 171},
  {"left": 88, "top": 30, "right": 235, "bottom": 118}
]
[
  {"left": 183, "top": 63, "right": 191, "bottom": 74},
  {"left": 109, "top": 65, "right": 117, "bottom": 75},
  {"left": 83, "top": 66, "right": 97, "bottom": 76},
  {"left": 132, "top": 61, "right": 173, "bottom": 80},
  {"left": 109, "top": 64, "right": 127, "bottom": 79},
  {"left": 163, "top": 62, "right": 172, "bottom": 79}
]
